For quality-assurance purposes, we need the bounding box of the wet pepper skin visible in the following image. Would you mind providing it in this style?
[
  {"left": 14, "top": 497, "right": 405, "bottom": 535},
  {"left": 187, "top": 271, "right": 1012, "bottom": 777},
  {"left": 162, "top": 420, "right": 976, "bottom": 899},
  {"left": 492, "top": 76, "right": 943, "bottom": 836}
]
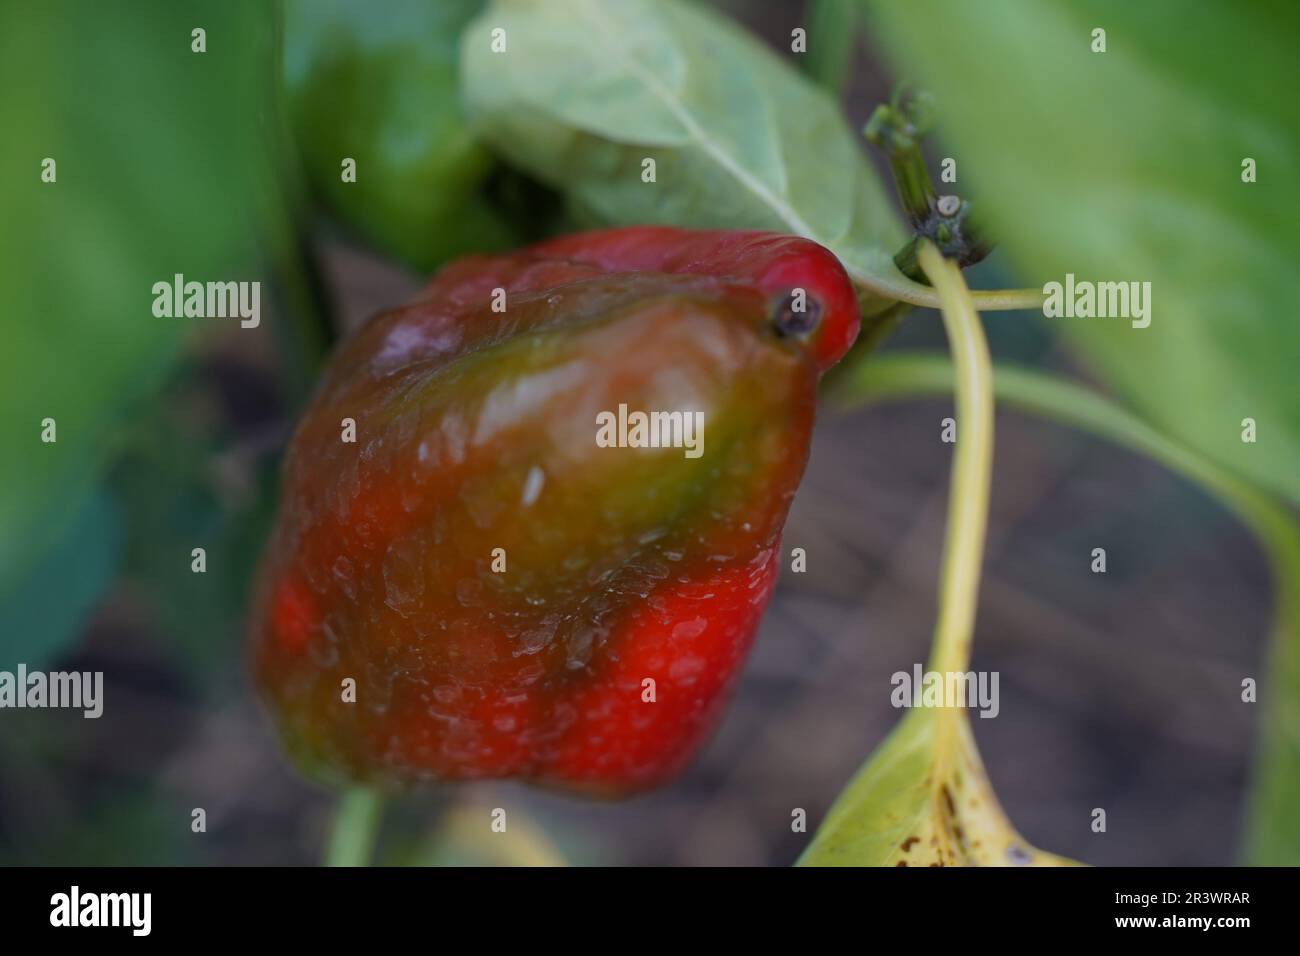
[{"left": 252, "top": 227, "right": 859, "bottom": 795}]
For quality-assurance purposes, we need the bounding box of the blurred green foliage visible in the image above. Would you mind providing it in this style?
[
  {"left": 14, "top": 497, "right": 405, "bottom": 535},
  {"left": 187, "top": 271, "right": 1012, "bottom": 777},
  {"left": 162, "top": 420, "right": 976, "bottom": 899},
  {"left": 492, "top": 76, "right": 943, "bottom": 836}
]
[
  {"left": 862, "top": 0, "right": 1300, "bottom": 507},
  {"left": 0, "top": 490, "right": 120, "bottom": 671},
  {"left": 284, "top": 0, "right": 542, "bottom": 269},
  {"left": 0, "top": 0, "right": 284, "bottom": 667},
  {"left": 32, "top": 793, "right": 201, "bottom": 867}
]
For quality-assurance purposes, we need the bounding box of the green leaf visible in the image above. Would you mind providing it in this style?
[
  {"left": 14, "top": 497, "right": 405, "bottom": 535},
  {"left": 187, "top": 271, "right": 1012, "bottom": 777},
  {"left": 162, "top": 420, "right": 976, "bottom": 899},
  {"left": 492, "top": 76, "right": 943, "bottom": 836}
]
[
  {"left": 860, "top": 0, "right": 1300, "bottom": 506},
  {"left": 0, "top": 488, "right": 121, "bottom": 672},
  {"left": 836, "top": 351, "right": 1300, "bottom": 864},
  {"left": 284, "top": 0, "right": 528, "bottom": 269},
  {"left": 801, "top": 709, "right": 1078, "bottom": 866},
  {"left": 0, "top": 1, "right": 282, "bottom": 626},
  {"left": 461, "top": 0, "right": 911, "bottom": 312}
]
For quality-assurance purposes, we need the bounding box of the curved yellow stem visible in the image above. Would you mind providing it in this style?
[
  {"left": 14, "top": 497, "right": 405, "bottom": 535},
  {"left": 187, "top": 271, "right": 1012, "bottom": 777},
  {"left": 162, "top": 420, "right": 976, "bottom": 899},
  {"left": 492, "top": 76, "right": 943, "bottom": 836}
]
[{"left": 917, "top": 242, "right": 994, "bottom": 679}]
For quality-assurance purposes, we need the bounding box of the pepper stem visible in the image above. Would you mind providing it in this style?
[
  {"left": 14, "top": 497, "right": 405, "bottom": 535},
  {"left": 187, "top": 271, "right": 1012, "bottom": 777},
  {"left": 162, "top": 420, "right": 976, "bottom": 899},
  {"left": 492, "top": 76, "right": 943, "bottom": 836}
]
[
  {"left": 917, "top": 241, "right": 993, "bottom": 678},
  {"left": 916, "top": 241, "right": 994, "bottom": 772},
  {"left": 324, "top": 787, "right": 385, "bottom": 867},
  {"left": 865, "top": 87, "right": 994, "bottom": 278}
]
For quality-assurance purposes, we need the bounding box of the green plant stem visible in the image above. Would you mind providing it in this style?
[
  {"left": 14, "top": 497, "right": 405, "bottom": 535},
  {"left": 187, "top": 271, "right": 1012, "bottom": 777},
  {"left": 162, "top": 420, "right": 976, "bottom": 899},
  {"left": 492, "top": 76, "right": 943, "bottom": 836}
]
[
  {"left": 913, "top": 241, "right": 994, "bottom": 786},
  {"left": 966, "top": 287, "right": 1045, "bottom": 311},
  {"left": 857, "top": 272, "right": 1044, "bottom": 313},
  {"left": 833, "top": 350, "right": 1300, "bottom": 865},
  {"left": 324, "top": 787, "right": 384, "bottom": 867},
  {"left": 916, "top": 242, "right": 993, "bottom": 680}
]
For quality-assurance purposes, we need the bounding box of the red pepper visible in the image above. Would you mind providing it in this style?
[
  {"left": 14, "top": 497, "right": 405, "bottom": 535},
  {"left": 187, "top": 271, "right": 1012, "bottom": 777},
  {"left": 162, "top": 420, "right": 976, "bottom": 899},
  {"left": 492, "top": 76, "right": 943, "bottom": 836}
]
[{"left": 252, "top": 227, "right": 859, "bottom": 795}]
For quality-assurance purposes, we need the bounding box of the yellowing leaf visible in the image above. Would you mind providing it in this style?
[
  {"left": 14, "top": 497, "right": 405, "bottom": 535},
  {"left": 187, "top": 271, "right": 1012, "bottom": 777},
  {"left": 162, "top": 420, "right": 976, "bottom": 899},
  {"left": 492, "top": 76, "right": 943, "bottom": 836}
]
[{"left": 801, "top": 709, "right": 1078, "bottom": 867}]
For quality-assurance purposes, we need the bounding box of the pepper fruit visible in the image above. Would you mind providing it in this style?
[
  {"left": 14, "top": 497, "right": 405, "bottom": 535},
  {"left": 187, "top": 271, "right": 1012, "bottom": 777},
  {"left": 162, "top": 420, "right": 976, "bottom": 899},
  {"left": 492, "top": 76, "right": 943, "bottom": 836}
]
[{"left": 252, "top": 227, "right": 860, "bottom": 795}]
